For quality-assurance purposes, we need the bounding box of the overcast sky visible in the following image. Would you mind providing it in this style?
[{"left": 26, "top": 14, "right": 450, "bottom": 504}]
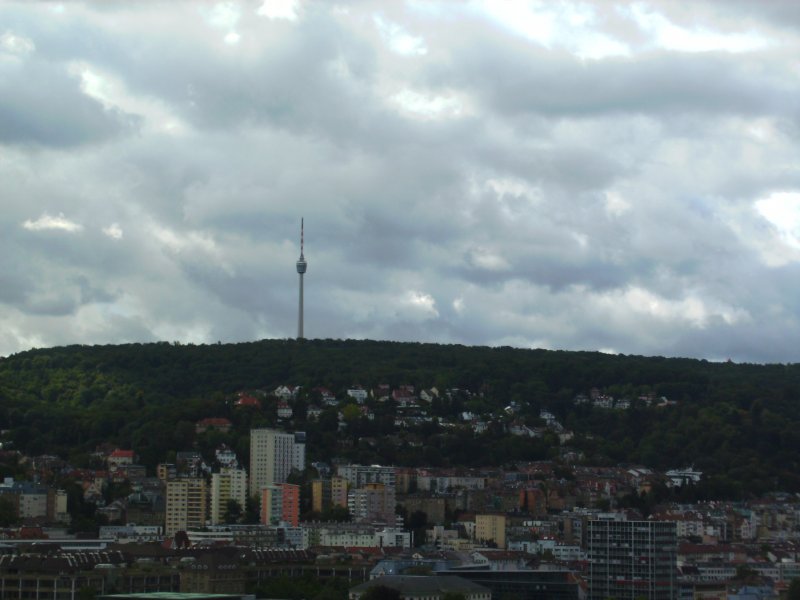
[{"left": 2, "top": 1, "right": 800, "bottom": 363}]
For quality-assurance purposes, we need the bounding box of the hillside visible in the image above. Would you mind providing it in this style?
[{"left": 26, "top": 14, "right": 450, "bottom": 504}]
[{"left": 1, "top": 339, "right": 799, "bottom": 497}]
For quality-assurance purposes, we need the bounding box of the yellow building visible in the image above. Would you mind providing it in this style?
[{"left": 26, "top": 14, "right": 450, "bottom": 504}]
[
  {"left": 312, "top": 477, "right": 349, "bottom": 513},
  {"left": 331, "top": 476, "right": 348, "bottom": 508},
  {"left": 210, "top": 468, "right": 247, "bottom": 525},
  {"left": 165, "top": 478, "right": 207, "bottom": 536},
  {"left": 475, "top": 513, "right": 506, "bottom": 549}
]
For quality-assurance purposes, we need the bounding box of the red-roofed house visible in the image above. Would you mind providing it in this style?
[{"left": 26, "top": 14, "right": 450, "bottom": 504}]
[
  {"left": 107, "top": 449, "right": 135, "bottom": 470},
  {"left": 235, "top": 393, "right": 261, "bottom": 409}
]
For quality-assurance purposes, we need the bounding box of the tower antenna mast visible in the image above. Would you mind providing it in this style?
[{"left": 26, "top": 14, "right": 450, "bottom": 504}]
[{"left": 296, "top": 218, "right": 307, "bottom": 339}]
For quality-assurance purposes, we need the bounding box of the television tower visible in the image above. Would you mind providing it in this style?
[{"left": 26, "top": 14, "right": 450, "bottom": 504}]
[{"left": 296, "top": 218, "right": 307, "bottom": 339}]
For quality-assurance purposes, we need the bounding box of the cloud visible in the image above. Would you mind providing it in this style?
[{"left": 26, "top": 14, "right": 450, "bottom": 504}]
[
  {"left": 103, "top": 223, "right": 123, "bottom": 240},
  {"left": 1, "top": 0, "right": 800, "bottom": 363},
  {"left": 22, "top": 213, "right": 83, "bottom": 233},
  {"left": 256, "top": 0, "right": 300, "bottom": 21}
]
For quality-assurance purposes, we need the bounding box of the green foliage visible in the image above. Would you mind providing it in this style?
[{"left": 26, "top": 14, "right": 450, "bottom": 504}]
[
  {"left": 251, "top": 574, "right": 348, "bottom": 600},
  {"left": 223, "top": 499, "right": 242, "bottom": 524},
  {"left": 2, "top": 339, "right": 800, "bottom": 496},
  {"left": 787, "top": 578, "right": 800, "bottom": 600},
  {"left": 360, "top": 585, "right": 401, "bottom": 600},
  {"left": 0, "top": 496, "right": 18, "bottom": 527}
]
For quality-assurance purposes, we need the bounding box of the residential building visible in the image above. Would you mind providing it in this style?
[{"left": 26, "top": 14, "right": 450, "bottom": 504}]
[
  {"left": 587, "top": 519, "right": 677, "bottom": 600},
  {"left": 475, "top": 514, "right": 507, "bottom": 549},
  {"left": 332, "top": 476, "right": 349, "bottom": 508},
  {"left": 337, "top": 464, "right": 396, "bottom": 488},
  {"left": 210, "top": 468, "right": 248, "bottom": 525},
  {"left": 157, "top": 463, "right": 177, "bottom": 481},
  {"left": 261, "top": 483, "right": 300, "bottom": 527},
  {"left": 165, "top": 478, "right": 207, "bottom": 536},
  {"left": 249, "top": 429, "right": 306, "bottom": 496},
  {"left": 348, "top": 483, "right": 396, "bottom": 523},
  {"left": 312, "top": 479, "right": 331, "bottom": 513},
  {"left": 107, "top": 449, "right": 135, "bottom": 470},
  {"left": 312, "top": 476, "right": 349, "bottom": 513}
]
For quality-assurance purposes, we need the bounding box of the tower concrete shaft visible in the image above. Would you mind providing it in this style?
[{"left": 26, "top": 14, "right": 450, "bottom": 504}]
[{"left": 296, "top": 218, "right": 307, "bottom": 339}]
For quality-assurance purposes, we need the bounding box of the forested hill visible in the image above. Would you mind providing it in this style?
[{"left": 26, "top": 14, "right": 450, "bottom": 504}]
[{"left": 2, "top": 339, "right": 800, "bottom": 496}]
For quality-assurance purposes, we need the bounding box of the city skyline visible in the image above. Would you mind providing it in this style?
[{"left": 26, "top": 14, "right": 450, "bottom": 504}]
[{"left": 3, "top": 1, "right": 800, "bottom": 363}]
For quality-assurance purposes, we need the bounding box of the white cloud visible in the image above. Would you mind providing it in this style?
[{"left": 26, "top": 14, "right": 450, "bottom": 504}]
[
  {"left": 256, "top": 0, "right": 300, "bottom": 21},
  {"left": 68, "top": 61, "right": 187, "bottom": 135},
  {"left": 404, "top": 291, "right": 439, "bottom": 318},
  {"left": 604, "top": 191, "right": 631, "bottom": 217},
  {"left": 0, "top": 31, "right": 35, "bottom": 56},
  {"left": 22, "top": 213, "right": 83, "bottom": 233},
  {"left": 374, "top": 15, "right": 427, "bottom": 56},
  {"left": 756, "top": 191, "right": 800, "bottom": 250},
  {"left": 467, "top": 247, "right": 510, "bottom": 271},
  {"left": 390, "top": 89, "right": 468, "bottom": 120},
  {"left": 202, "top": 2, "right": 242, "bottom": 44},
  {"left": 606, "top": 286, "right": 749, "bottom": 329},
  {"left": 103, "top": 223, "right": 124, "bottom": 240},
  {"left": 473, "top": 0, "right": 629, "bottom": 59},
  {"left": 627, "top": 4, "right": 770, "bottom": 53}
]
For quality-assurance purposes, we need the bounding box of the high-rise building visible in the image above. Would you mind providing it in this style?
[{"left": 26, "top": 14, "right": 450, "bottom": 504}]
[
  {"left": 165, "top": 478, "right": 207, "bottom": 536},
  {"left": 296, "top": 218, "right": 307, "bottom": 339},
  {"left": 587, "top": 519, "right": 677, "bottom": 600},
  {"left": 249, "top": 429, "right": 306, "bottom": 497},
  {"left": 475, "top": 513, "right": 507, "bottom": 549},
  {"left": 261, "top": 483, "right": 300, "bottom": 527},
  {"left": 210, "top": 467, "right": 247, "bottom": 525}
]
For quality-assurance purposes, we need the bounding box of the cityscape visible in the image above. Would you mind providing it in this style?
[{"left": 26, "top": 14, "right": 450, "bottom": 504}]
[
  {"left": 0, "top": 373, "right": 798, "bottom": 600},
  {"left": 4, "top": 1, "right": 800, "bottom": 600}
]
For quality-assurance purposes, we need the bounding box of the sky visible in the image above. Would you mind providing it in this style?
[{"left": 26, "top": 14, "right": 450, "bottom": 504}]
[{"left": 2, "top": 0, "right": 800, "bottom": 363}]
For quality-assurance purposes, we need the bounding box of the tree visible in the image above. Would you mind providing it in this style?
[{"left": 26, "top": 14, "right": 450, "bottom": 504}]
[
  {"left": 223, "top": 499, "right": 242, "bottom": 524},
  {"left": 787, "top": 578, "right": 800, "bottom": 600},
  {"left": 360, "top": 585, "right": 401, "bottom": 600},
  {"left": 244, "top": 495, "right": 260, "bottom": 524},
  {"left": 0, "top": 496, "right": 17, "bottom": 527}
]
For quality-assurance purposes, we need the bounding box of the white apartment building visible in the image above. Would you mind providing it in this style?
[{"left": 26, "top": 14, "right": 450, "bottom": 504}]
[{"left": 249, "top": 429, "right": 306, "bottom": 496}]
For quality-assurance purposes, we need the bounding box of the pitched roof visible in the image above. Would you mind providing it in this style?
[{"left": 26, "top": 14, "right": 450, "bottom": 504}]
[{"left": 110, "top": 450, "right": 134, "bottom": 459}]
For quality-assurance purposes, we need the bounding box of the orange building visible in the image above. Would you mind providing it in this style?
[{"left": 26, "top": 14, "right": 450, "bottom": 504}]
[{"left": 261, "top": 483, "right": 300, "bottom": 527}]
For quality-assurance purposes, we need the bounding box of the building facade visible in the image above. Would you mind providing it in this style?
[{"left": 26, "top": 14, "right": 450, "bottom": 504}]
[
  {"left": 260, "top": 483, "right": 300, "bottom": 527},
  {"left": 210, "top": 468, "right": 248, "bottom": 525},
  {"left": 165, "top": 478, "right": 208, "bottom": 536},
  {"left": 337, "top": 464, "right": 396, "bottom": 488},
  {"left": 475, "top": 514, "right": 507, "bottom": 549},
  {"left": 348, "top": 483, "right": 396, "bottom": 523},
  {"left": 587, "top": 519, "right": 678, "bottom": 600},
  {"left": 249, "top": 429, "right": 306, "bottom": 496}
]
